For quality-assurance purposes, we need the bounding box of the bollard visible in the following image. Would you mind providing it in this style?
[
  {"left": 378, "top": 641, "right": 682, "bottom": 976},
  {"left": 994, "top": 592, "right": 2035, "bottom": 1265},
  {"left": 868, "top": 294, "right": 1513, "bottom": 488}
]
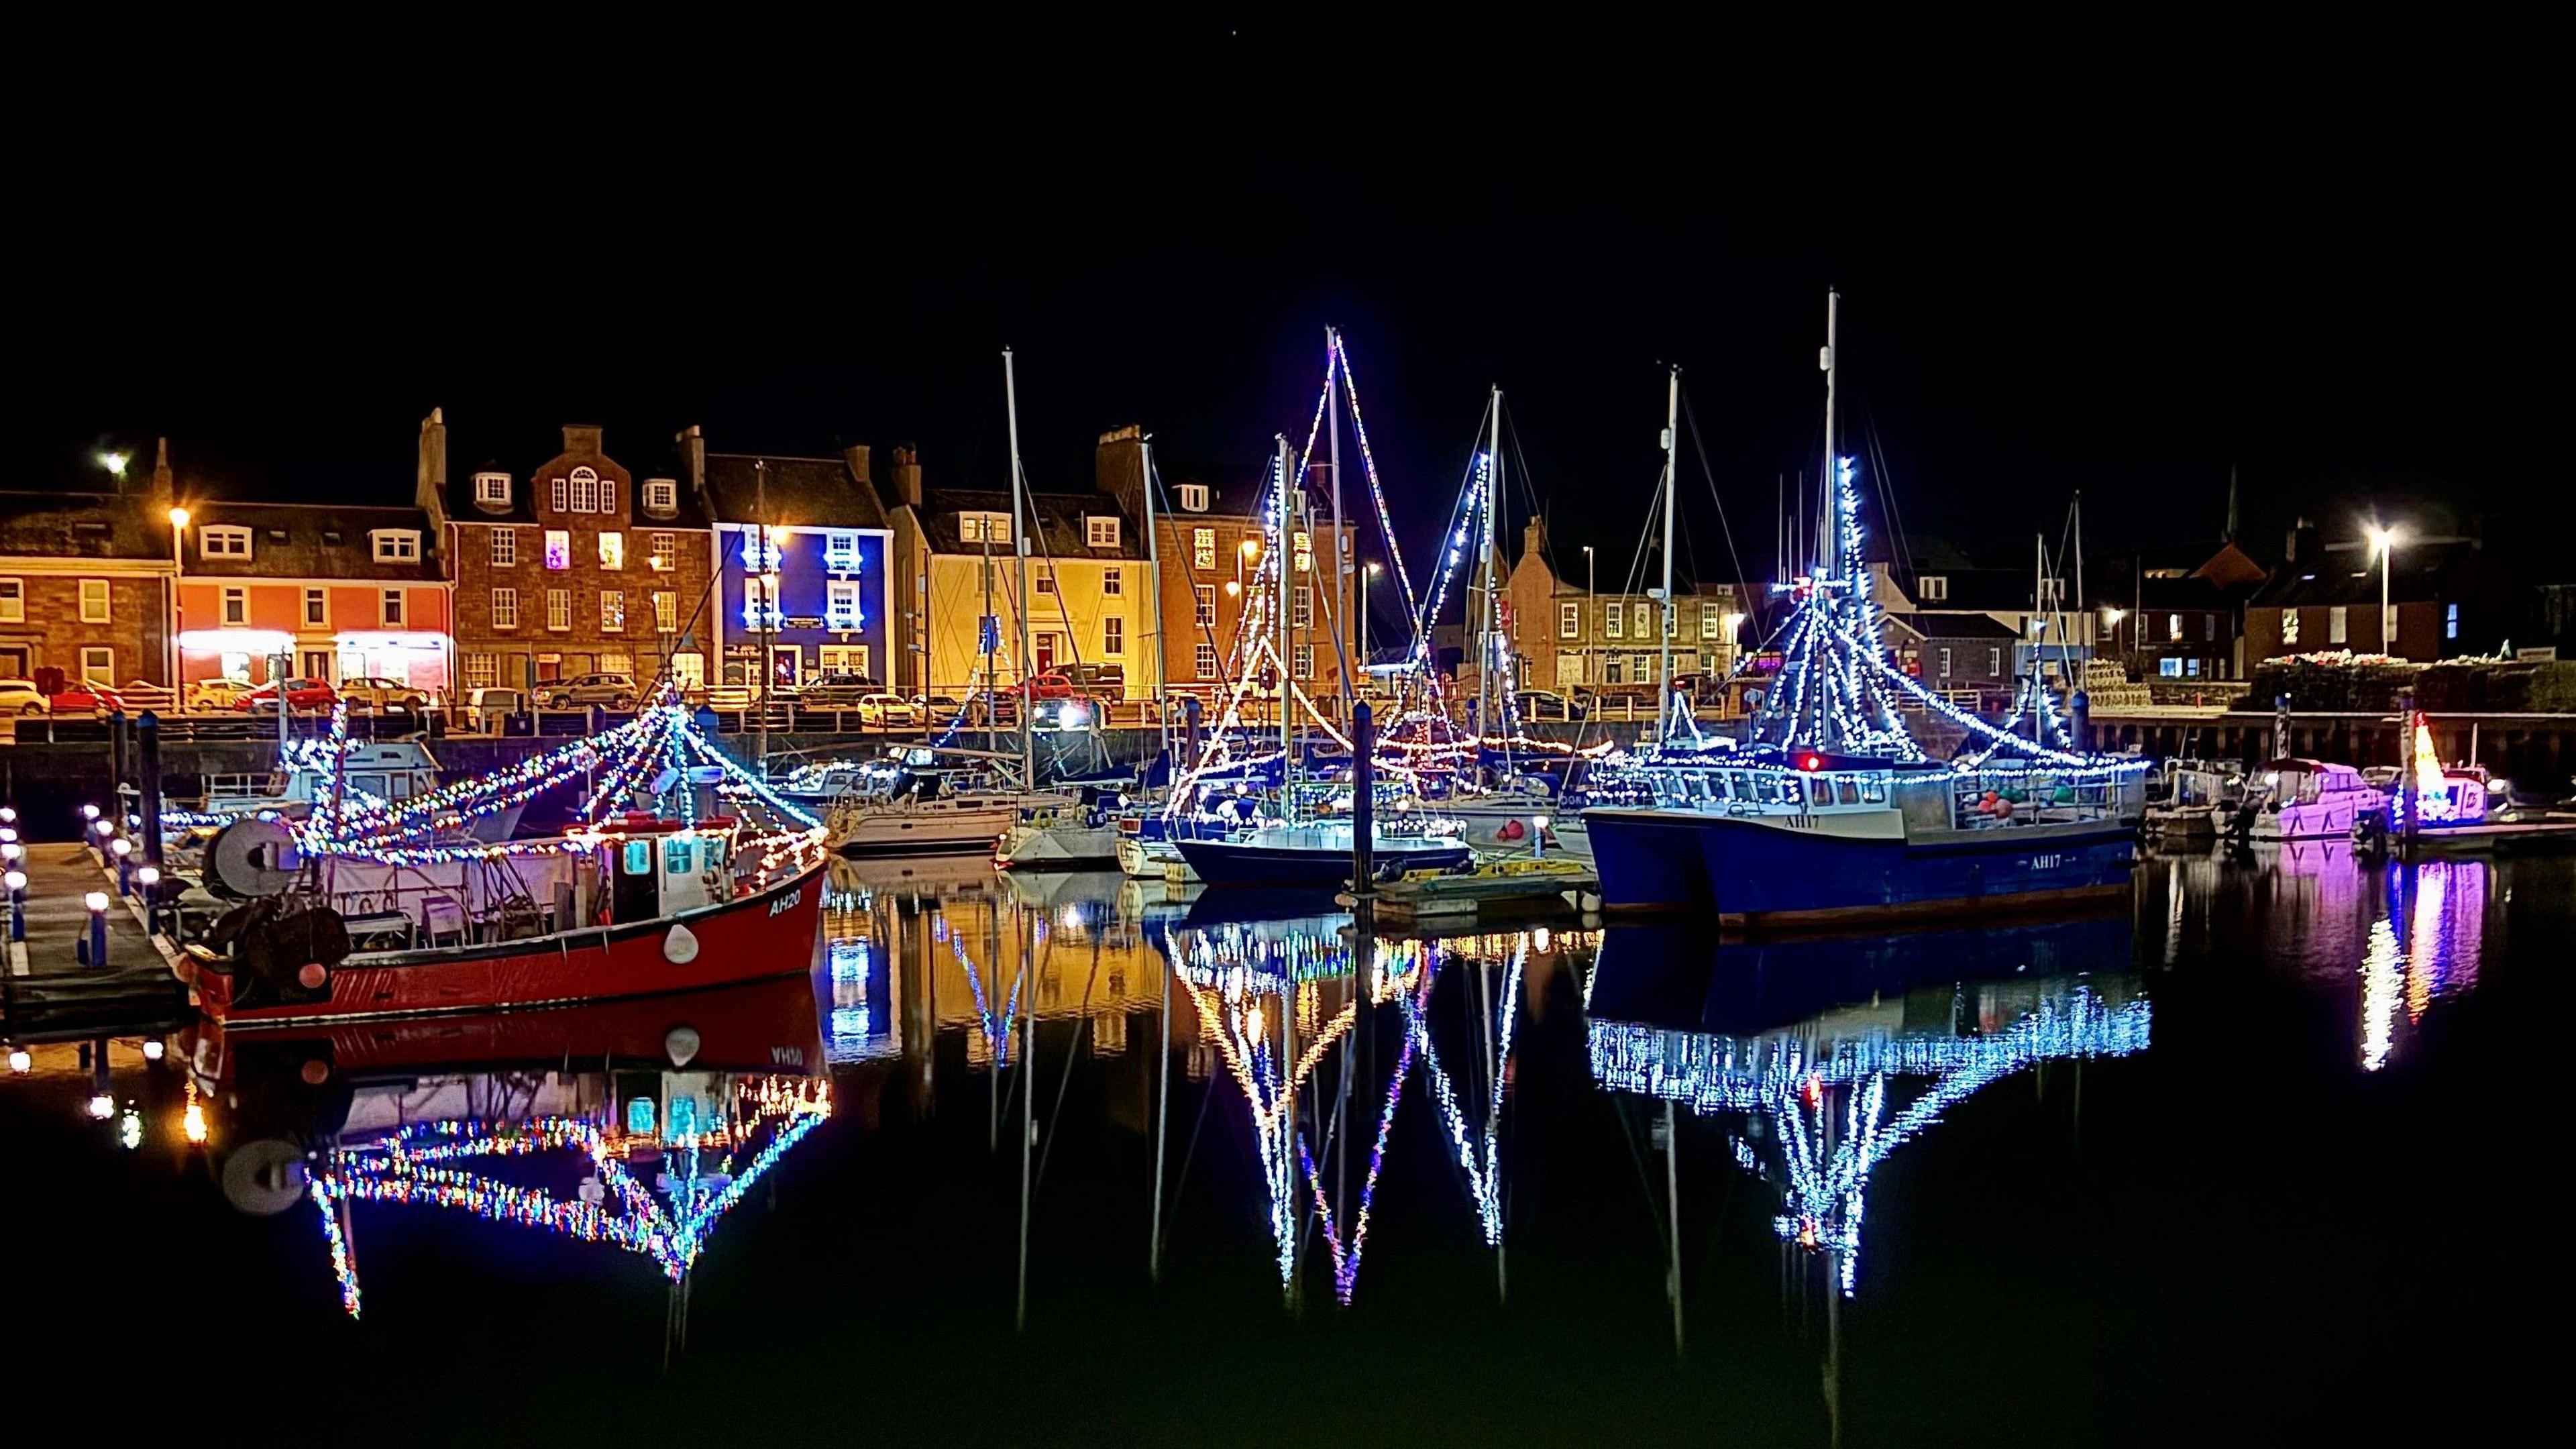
[
  {"left": 136, "top": 865, "right": 161, "bottom": 938},
  {"left": 140, "top": 710, "right": 166, "bottom": 869},
  {"left": 1350, "top": 702, "right": 1376, "bottom": 896},
  {"left": 1533, "top": 813, "right": 1550, "bottom": 861},
  {"left": 109, "top": 711, "right": 130, "bottom": 824},
  {"left": 111, "top": 837, "right": 133, "bottom": 894},
  {"left": 85, "top": 891, "right": 110, "bottom": 968}
]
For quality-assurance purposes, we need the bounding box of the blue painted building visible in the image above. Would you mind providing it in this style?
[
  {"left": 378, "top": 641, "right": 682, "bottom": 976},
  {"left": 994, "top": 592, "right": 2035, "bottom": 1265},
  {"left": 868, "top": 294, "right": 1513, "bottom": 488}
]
[{"left": 690, "top": 441, "right": 895, "bottom": 690}]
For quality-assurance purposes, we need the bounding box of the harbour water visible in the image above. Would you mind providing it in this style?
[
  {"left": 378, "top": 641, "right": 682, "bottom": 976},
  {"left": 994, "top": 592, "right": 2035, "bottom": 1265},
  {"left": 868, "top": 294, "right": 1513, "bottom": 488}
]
[{"left": 3, "top": 847, "right": 2558, "bottom": 1444}]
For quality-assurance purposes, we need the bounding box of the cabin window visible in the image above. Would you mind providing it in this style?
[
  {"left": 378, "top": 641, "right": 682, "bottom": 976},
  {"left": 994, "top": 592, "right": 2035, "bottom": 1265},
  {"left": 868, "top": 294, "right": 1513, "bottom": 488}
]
[
  {"left": 665, "top": 839, "right": 695, "bottom": 875},
  {"left": 1862, "top": 777, "right": 1888, "bottom": 803},
  {"left": 1809, "top": 777, "right": 1833, "bottom": 807},
  {"left": 623, "top": 839, "right": 653, "bottom": 875},
  {"left": 1839, "top": 780, "right": 1861, "bottom": 805}
]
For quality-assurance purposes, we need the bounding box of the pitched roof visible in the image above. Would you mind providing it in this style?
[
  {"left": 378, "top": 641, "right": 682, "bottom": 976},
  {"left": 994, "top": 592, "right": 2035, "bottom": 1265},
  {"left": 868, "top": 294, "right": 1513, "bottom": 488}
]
[
  {"left": 702, "top": 454, "right": 886, "bottom": 531},
  {"left": 1887, "top": 610, "right": 2023, "bottom": 641},
  {"left": 0, "top": 488, "right": 173, "bottom": 561},
  {"left": 2248, "top": 539, "right": 2483, "bottom": 608},
  {"left": 1897, "top": 566, "right": 2044, "bottom": 613},
  {"left": 180, "top": 501, "right": 444, "bottom": 581},
  {"left": 918, "top": 488, "right": 1148, "bottom": 560}
]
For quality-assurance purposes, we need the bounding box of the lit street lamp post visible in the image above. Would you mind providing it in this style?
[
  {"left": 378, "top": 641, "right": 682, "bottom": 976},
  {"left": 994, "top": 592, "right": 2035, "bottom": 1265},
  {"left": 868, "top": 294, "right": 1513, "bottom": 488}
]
[
  {"left": 2367, "top": 524, "right": 2401, "bottom": 659},
  {"left": 168, "top": 505, "right": 191, "bottom": 694}
]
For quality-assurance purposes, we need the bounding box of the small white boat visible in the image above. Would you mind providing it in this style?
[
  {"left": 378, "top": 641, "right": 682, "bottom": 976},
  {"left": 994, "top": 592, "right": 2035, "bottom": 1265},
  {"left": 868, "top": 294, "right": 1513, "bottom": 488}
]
[
  {"left": 190, "top": 741, "right": 523, "bottom": 843},
  {"left": 998, "top": 800, "right": 1123, "bottom": 868},
  {"left": 2144, "top": 760, "right": 2243, "bottom": 839},
  {"left": 2249, "top": 759, "right": 2389, "bottom": 842},
  {"left": 830, "top": 789, "right": 1072, "bottom": 856}
]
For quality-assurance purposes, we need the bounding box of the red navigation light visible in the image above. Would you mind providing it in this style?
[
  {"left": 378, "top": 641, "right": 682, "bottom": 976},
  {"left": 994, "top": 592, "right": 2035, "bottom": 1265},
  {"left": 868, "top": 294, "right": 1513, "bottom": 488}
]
[{"left": 1796, "top": 752, "right": 1825, "bottom": 771}]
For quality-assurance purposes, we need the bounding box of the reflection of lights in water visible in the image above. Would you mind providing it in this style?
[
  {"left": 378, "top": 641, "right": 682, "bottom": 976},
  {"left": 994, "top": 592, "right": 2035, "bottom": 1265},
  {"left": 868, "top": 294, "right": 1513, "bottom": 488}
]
[
  {"left": 119, "top": 1108, "right": 144, "bottom": 1150},
  {"left": 2360, "top": 919, "right": 2401, "bottom": 1072},
  {"left": 828, "top": 938, "right": 867, "bottom": 983},
  {"left": 87, "top": 1093, "right": 114, "bottom": 1120},
  {"left": 1593, "top": 982, "right": 2149, "bottom": 1297}
]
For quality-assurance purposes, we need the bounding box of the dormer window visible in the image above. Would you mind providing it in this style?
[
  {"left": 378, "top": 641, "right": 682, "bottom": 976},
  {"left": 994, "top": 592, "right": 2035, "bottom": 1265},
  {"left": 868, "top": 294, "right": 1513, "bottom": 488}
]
[
  {"left": 371, "top": 529, "right": 422, "bottom": 563},
  {"left": 474, "top": 472, "right": 512, "bottom": 508},
  {"left": 959, "top": 511, "right": 1012, "bottom": 545},
  {"left": 1918, "top": 576, "right": 1949, "bottom": 602},
  {"left": 1085, "top": 516, "right": 1120, "bottom": 548},
  {"left": 199, "top": 526, "right": 253, "bottom": 561},
  {"left": 642, "top": 478, "right": 678, "bottom": 516},
  {"left": 1179, "top": 484, "right": 1209, "bottom": 513}
]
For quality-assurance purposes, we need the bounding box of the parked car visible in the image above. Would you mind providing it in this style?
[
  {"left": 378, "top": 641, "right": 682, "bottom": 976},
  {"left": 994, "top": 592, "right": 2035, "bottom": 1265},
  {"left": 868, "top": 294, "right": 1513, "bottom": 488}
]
[
  {"left": 1, "top": 678, "right": 50, "bottom": 716},
  {"left": 796, "top": 672, "right": 875, "bottom": 708},
  {"left": 1018, "top": 672, "right": 1079, "bottom": 702},
  {"left": 541, "top": 673, "right": 638, "bottom": 709},
  {"left": 1518, "top": 688, "right": 1586, "bottom": 722},
  {"left": 466, "top": 687, "right": 528, "bottom": 731},
  {"left": 233, "top": 678, "right": 339, "bottom": 713},
  {"left": 184, "top": 678, "right": 257, "bottom": 711},
  {"left": 855, "top": 692, "right": 922, "bottom": 729},
  {"left": 339, "top": 675, "right": 431, "bottom": 714},
  {"left": 915, "top": 694, "right": 965, "bottom": 725},
  {"left": 48, "top": 682, "right": 128, "bottom": 715}
]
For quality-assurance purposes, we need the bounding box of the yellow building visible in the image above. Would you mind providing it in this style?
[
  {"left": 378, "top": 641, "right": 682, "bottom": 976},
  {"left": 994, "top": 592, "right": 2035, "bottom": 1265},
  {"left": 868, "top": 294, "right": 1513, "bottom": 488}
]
[{"left": 880, "top": 445, "right": 1160, "bottom": 700}]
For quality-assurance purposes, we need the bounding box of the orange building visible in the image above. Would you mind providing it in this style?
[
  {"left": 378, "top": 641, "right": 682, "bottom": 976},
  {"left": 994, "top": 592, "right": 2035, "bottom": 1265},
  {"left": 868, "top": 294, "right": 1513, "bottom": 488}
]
[{"left": 172, "top": 501, "right": 453, "bottom": 696}]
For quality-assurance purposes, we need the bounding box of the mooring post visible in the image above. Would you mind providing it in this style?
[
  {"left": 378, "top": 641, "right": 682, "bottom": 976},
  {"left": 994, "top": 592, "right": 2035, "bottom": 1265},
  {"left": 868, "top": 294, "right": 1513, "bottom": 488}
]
[{"left": 1350, "top": 702, "right": 1376, "bottom": 897}]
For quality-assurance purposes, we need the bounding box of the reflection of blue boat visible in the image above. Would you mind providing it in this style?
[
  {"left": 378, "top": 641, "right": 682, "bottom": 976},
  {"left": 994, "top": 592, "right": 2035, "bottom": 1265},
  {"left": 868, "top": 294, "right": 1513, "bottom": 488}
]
[
  {"left": 1588, "top": 910, "right": 2137, "bottom": 1036},
  {"left": 1176, "top": 822, "right": 1470, "bottom": 890}
]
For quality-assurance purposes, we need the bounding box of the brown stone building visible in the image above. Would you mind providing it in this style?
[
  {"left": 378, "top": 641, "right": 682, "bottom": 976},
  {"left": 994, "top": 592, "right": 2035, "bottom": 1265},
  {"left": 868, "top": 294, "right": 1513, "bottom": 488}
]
[
  {"left": 1503, "top": 517, "right": 1743, "bottom": 693},
  {"left": 417, "top": 413, "right": 715, "bottom": 700},
  {"left": 0, "top": 442, "right": 179, "bottom": 691},
  {"left": 1094, "top": 428, "right": 1355, "bottom": 703}
]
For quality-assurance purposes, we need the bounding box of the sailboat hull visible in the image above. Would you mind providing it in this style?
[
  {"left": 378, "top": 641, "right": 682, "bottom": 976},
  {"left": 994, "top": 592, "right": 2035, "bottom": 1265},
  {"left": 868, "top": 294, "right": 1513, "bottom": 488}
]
[
  {"left": 1587, "top": 808, "right": 2132, "bottom": 926},
  {"left": 1176, "top": 834, "right": 1470, "bottom": 889}
]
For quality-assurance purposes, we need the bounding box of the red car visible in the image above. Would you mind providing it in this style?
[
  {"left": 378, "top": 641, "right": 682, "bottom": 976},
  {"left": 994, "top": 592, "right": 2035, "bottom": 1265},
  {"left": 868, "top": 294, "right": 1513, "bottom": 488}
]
[
  {"left": 49, "top": 684, "right": 125, "bottom": 715},
  {"left": 232, "top": 677, "right": 341, "bottom": 712},
  {"left": 1018, "top": 672, "right": 1078, "bottom": 701}
]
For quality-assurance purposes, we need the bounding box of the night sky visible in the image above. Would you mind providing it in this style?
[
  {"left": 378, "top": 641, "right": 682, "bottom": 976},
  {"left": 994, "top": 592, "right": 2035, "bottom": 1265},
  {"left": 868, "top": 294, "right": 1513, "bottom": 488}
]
[{"left": 25, "top": 38, "right": 2553, "bottom": 592}]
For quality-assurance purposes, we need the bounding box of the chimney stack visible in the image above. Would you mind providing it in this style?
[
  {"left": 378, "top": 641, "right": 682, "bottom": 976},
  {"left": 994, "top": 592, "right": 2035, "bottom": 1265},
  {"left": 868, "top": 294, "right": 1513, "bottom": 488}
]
[
  {"left": 1094, "top": 425, "right": 1145, "bottom": 521},
  {"left": 843, "top": 443, "right": 873, "bottom": 487},
  {"left": 417, "top": 407, "right": 448, "bottom": 516},
  {"left": 562, "top": 424, "right": 604, "bottom": 459},
  {"left": 676, "top": 424, "right": 706, "bottom": 493},
  {"left": 1521, "top": 515, "right": 1548, "bottom": 568},
  {"left": 890, "top": 445, "right": 923, "bottom": 508},
  {"left": 2287, "top": 515, "right": 2318, "bottom": 565}
]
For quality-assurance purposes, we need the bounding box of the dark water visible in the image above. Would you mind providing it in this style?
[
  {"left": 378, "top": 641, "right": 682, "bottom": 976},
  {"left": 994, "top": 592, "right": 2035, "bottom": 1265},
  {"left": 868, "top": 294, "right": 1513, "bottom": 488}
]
[{"left": 3, "top": 846, "right": 2560, "bottom": 1444}]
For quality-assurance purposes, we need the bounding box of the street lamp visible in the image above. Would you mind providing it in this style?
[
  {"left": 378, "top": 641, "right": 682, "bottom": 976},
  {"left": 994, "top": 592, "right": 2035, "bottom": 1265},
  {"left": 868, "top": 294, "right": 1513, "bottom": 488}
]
[
  {"left": 98, "top": 450, "right": 131, "bottom": 482},
  {"left": 1361, "top": 561, "right": 1383, "bottom": 672},
  {"left": 2365, "top": 523, "right": 2401, "bottom": 658},
  {"left": 168, "top": 506, "right": 191, "bottom": 692},
  {"left": 2101, "top": 606, "right": 2127, "bottom": 658}
]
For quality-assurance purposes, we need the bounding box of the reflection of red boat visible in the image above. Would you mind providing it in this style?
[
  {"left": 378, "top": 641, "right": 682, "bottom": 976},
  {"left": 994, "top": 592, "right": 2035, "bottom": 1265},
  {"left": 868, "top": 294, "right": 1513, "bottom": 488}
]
[
  {"left": 188, "top": 971, "right": 825, "bottom": 1084},
  {"left": 177, "top": 819, "right": 828, "bottom": 1028}
]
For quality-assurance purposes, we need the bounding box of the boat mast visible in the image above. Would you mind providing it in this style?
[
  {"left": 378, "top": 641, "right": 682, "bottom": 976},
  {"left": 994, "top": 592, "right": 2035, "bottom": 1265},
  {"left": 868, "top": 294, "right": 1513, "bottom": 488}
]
[
  {"left": 1658, "top": 364, "right": 1679, "bottom": 745},
  {"left": 1141, "top": 431, "right": 1167, "bottom": 767},
  {"left": 1004, "top": 348, "right": 1034, "bottom": 791},
  {"left": 1276, "top": 434, "right": 1296, "bottom": 820},
  {"left": 1330, "top": 327, "right": 1349, "bottom": 708},
  {"left": 1479, "top": 386, "right": 1503, "bottom": 768},
  {"left": 1819, "top": 290, "right": 1840, "bottom": 750},
  {"left": 2034, "top": 531, "right": 2047, "bottom": 745},
  {"left": 2072, "top": 490, "right": 2086, "bottom": 691}
]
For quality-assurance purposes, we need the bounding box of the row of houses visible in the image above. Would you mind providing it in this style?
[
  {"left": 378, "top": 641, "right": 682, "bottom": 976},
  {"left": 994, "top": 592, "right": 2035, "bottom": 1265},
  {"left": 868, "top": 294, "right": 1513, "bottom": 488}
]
[{"left": 0, "top": 419, "right": 1357, "bottom": 705}]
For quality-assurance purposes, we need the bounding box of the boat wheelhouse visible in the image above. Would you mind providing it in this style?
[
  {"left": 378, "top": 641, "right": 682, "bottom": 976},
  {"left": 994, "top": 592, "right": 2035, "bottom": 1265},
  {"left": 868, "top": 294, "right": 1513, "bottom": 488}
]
[{"left": 2250, "top": 758, "right": 2388, "bottom": 842}]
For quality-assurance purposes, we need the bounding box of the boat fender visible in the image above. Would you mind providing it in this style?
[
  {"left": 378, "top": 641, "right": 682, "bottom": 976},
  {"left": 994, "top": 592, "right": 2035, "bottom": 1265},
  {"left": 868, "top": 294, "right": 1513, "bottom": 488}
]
[
  {"left": 297, "top": 962, "right": 328, "bottom": 990},
  {"left": 665, "top": 1024, "right": 702, "bottom": 1066},
  {"left": 664, "top": 922, "right": 700, "bottom": 965}
]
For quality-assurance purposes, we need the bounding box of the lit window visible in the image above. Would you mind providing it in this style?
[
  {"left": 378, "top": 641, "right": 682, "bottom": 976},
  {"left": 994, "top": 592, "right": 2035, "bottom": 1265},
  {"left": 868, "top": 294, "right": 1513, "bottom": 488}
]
[
  {"left": 1087, "top": 516, "right": 1120, "bottom": 548},
  {"left": 1633, "top": 603, "right": 1649, "bottom": 638},
  {"left": 960, "top": 512, "right": 1011, "bottom": 545},
  {"left": 652, "top": 532, "right": 678, "bottom": 571},
  {"left": 82, "top": 646, "right": 115, "bottom": 684},
  {"left": 600, "top": 591, "right": 625, "bottom": 633},
  {"left": 2167, "top": 612, "right": 2182, "bottom": 642},
  {"left": 598, "top": 532, "right": 625, "bottom": 571},
  {"left": 1195, "top": 643, "right": 1218, "bottom": 679},
  {"left": 1036, "top": 570, "right": 1057, "bottom": 595},
  {"left": 826, "top": 531, "right": 859, "bottom": 572},
  {"left": 1700, "top": 608, "right": 1719, "bottom": 639},
  {"left": 1295, "top": 643, "right": 1313, "bottom": 678},
  {"left": 1606, "top": 605, "right": 1623, "bottom": 639},
  {"left": 827, "top": 580, "right": 862, "bottom": 631},
  {"left": 2282, "top": 608, "right": 2300, "bottom": 645},
  {"left": 2160, "top": 657, "right": 2184, "bottom": 678},
  {"left": 370, "top": 530, "right": 421, "bottom": 563},
  {"left": 1103, "top": 568, "right": 1122, "bottom": 596},
  {"left": 1919, "top": 576, "right": 1948, "bottom": 602},
  {"left": 1104, "top": 617, "right": 1124, "bottom": 655},
  {"left": 1192, "top": 528, "right": 1216, "bottom": 570},
  {"left": 0, "top": 579, "right": 21, "bottom": 624},
  {"left": 544, "top": 531, "right": 571, "bottom": 570},
  {"left": 1293, "top": 532, "right": 1312, "bottom": 573},
  {"left": 464, "top": 653, "right": 498, "bottom": 690},
  {"left": 492, "top": 588, "right": 519, "bottom": 629},
  {"left": 1294, "top": 586, "right": 1312, "bottom": 629},
  {"left": 474, "top": 472, "right": 511, "bottom": 507},
  {"left": 222, "top": 586, "right": 248, "bottom": 625},
  {"left": 200, "top": 526, "right": 253, "bottom": 560},
  {"left": 1179, "top": 484, "right": 1209, "bottom": 513},
  {"left": 1194, "top": 584, "right": 1216, "bottom": 627},
  {"left": 1605, "top": 657, "right": 1623, "bottom": 684},
  {"left": 2445, "top": 603, "right": 2459, "bottom": 640},
  {"left": 653, "top": 592, "right": 677, "bottom": 633},
  {"left": 80, "top": 578, "right": 111, "bottom": 623},
  {"left": 490, "top": 530, "right": 517, "bottom": 567},
  {"left": 546, "top": 588, "right": 572, "bottom": 631},
  {"left": 2329, "top": 606, "right": 2349, "bottom": 644},
  {"left": 382, "top": 589, "right": 407, "bottom": 627},
  {"left": 742, "top": 576, "right": 780, "bottom": 630},
  {"left": 643, "top": 478, "right": 678, "bottom": 515},
  {"left": 1560, "top": 602, "right": 1579, "bottom": 638},
  {"left": 2186, "top": 658, "right": 2202, "bottom": 677}
]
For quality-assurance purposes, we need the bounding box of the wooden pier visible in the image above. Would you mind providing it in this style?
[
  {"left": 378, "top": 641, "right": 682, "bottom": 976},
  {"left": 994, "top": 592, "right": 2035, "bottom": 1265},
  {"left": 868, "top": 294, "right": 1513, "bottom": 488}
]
[{"left": 1, "top": 842, "right": 188, "bottom": 1038}]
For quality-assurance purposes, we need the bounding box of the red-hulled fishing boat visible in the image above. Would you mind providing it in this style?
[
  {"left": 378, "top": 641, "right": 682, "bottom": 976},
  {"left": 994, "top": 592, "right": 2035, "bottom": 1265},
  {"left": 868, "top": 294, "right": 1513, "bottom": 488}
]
[{"left": 173, "top": 704, "right": 832, "bottom": 1028}]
